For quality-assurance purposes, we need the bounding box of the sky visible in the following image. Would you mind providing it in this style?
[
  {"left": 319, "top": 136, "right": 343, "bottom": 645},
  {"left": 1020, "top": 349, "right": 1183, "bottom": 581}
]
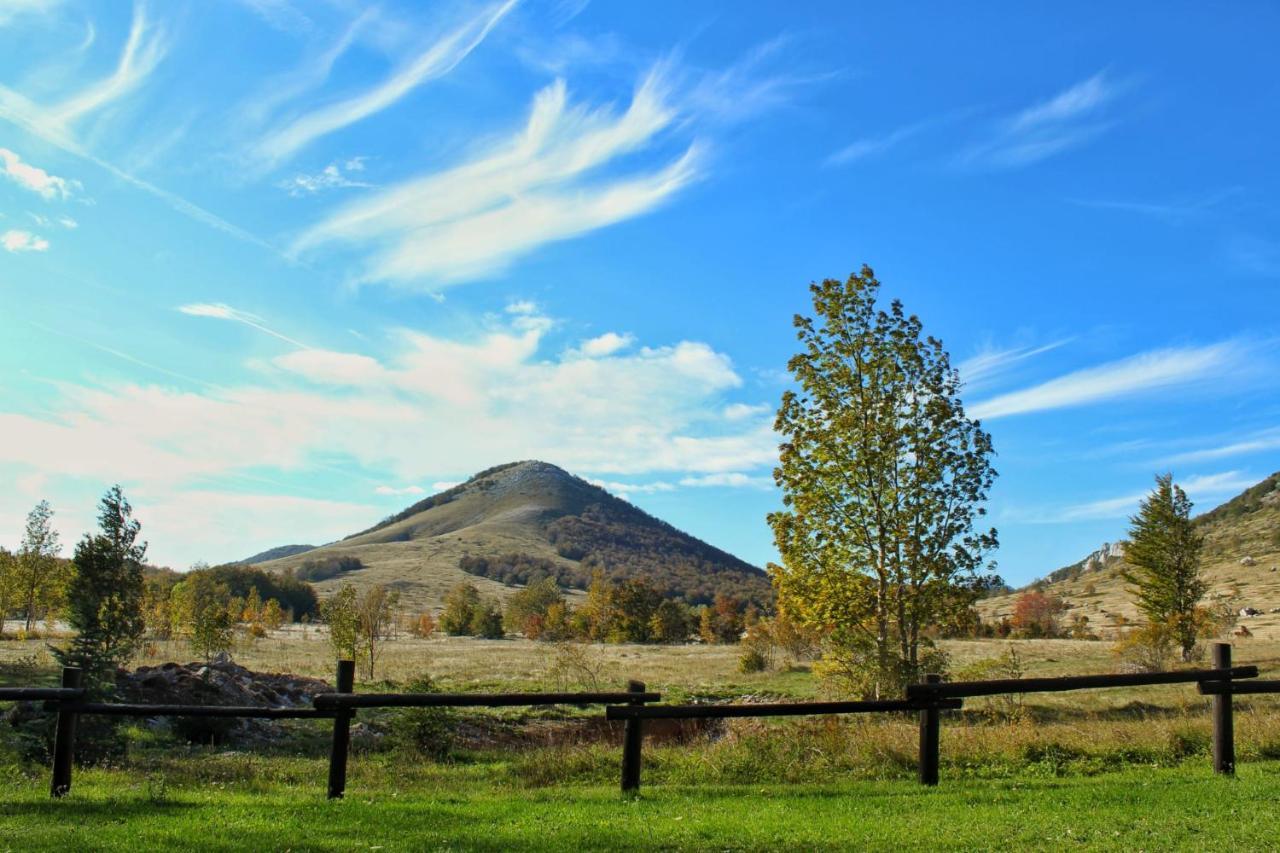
[{"left": 1, "top": 1, "right": 1277, "bottom": 584}]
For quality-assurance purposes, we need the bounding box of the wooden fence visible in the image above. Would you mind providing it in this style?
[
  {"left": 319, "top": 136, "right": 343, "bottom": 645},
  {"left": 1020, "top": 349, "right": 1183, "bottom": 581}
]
[{"left": 2, "top": 642, "right": 1274, "bottom": 799}]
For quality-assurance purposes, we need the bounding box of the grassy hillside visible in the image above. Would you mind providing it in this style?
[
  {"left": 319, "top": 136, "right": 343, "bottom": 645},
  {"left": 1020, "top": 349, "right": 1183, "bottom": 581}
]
[
  {"left": 980, "top": 471, "right": 1280, "bottom": 639},
  {"left": 240, "top": 543, "right": 315, "bottom": 563},
  {"left": 255, "top": 461, "right": 771, "bottom": 612}
]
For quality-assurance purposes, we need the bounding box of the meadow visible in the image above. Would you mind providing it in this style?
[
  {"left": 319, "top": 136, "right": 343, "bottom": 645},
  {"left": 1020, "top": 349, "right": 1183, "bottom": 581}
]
[{"left": 4, "top": 631, "right": 1280, "bottom": 849}]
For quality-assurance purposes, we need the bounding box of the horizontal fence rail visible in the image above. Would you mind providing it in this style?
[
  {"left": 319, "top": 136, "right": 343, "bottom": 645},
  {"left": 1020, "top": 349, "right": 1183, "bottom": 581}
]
[
  {"left": 315, "top": 691, "right": 661, "bottom": 710},
  {"left": 42, "top": 702, "right": 336, "bottom": 719},
  {"left": 0, "top": 687, "right": 86, "bottom": 702},
  {"left": 2, "top": 643, "right": 1273, "bottom": 800},
  {"left": 905, "top": 666, "right": 1259, "bottom": 699},
  {"left": 606, "top": 698, "right": 960, "bottom": 720},
  {"left": 1200, "top": 680, "right": 1280, "bottom": 695}
]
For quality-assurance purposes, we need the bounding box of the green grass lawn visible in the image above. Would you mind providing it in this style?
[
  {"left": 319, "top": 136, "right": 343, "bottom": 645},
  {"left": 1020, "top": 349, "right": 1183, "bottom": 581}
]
[{"left": 4, "top": 762, "right": 1278, "bottom": 851}]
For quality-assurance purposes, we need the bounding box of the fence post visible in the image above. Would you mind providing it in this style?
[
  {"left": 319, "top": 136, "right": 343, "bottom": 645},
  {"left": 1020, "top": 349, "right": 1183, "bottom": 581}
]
[
  {"left": 1212, "top": 643, "right": 1235, "bottom": 775},
  {"left": 327, "top": 660, "right": 356, "bottom": 799},
  {"left": 621, "top": 680, "right": 646, "bottom": 794},
  {"left": 50, "top": 666, "right": 82, "bottom": 798},
  {"left": 918, "top": 673, "right": 941, "bottom": 786}
]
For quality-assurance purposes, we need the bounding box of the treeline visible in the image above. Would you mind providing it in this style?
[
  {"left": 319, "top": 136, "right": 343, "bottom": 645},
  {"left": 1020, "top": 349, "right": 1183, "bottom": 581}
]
[
  {"left": 288, "top": 554, "right": 365, "bottom": 583},
  {"left": 546, "top": 503, "right": 774, "bottom": 609},
  {"left": 432, "top": 573, "right": 756, "bottom": 645}
]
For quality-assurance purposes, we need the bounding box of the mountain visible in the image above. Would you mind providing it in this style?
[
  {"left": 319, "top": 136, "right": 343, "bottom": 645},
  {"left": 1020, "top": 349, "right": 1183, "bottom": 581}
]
[
  {"left": 241, "top": 544, "right": 316, "bottom": 564},
  {"left": 254, "top": 461, "right": 772, "bottom": 612},
  {"left": 978, "top": 471, "right": 1280, "bottom": 639}
]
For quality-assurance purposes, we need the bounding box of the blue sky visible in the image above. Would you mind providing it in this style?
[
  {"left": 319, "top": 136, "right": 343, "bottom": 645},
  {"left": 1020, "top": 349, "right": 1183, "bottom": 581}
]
[{"left": 1, "top": 1, "right": 1277, "bottom": 583}]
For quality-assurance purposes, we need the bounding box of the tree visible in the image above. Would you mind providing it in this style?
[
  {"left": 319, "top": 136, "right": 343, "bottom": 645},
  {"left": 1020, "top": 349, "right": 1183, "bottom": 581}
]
[
  {"left": 260, "top": 598, "right": 285, "bottom": 632},
  {"left": 356, "top": 584, "right": 399, "bottom": 680},
  {"left": 242, "top": 587, "right": 263, "bottom": 624},
  {"left": 440, "top": 582, "right": 481, "bottom": 635},
  {"left": 171, "top": 572, "right": 234, "bottom": 660},
  {"left": 649, "top": 599, "right": 694, "bottom": 643},
  {"left": 1122, "top": 473, "right": 1206, "bottom": 661},
  {"left": 504, "top": 577, "right": 564, "bottom": 637},
  {"left": 768, "top": 268, "right": 999, "bottom": 698},
  {"left": 321, "top": 583, "right": 360, "bottom": 661},
  {"left": 55, "top": 486, "right": 148, "bottom": 682},
  {"left": 17, "top": 501, "right": 65, "bottom": 632},
  {"left": 469, "top": 598, "right": 505, "bottom": 639},
  {"left": 711, "top": 593, "right": 744, "bottom": 644},
  {"left": 0, "top": 547, "right": 17, "bottom": 638},
  {"left": 1010, "top": 590, "right": 1066, "bottom": 638},
  {"left": 606, "top": 579, "right": 662, "bottom": 643}
]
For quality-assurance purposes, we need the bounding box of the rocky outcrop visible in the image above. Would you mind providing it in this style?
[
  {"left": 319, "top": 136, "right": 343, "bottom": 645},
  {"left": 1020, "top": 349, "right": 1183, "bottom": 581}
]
[{"left": 1083, "top": 541, "right": 1127, "bottom": 572}]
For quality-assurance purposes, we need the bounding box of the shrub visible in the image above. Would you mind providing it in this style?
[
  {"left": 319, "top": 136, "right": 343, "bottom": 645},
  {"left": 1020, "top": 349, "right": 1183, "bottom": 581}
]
[
  {"left": 738, "top": 648, "right": 768, "bottom": 673},
  {"left": 1113, "top": 623, "right": 1176, "bottom": 672},
  {"left": 389, "top": 675, "right": 455, "bottom": 760}
]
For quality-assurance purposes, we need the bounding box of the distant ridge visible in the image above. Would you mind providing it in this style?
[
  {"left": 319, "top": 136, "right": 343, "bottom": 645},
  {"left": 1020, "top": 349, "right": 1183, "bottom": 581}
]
[
  {"left": 979, "top": 470, "right": 1280, "bottom": 638},
  {"left": 241, "top": 543, "right": 316, "bottom": 564},
  {"left": 255, "top": 460, "right": 772, "bottom": 611}
]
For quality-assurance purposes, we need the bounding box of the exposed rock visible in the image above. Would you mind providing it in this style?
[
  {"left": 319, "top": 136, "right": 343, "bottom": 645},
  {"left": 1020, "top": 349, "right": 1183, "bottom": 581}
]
[
  {"left": 1240, "top": 556, "right": 1257, "bottom": 566},
  {"left": 1084, "top": 541, "right": 1126, "bottom": 571},
  {"left": 1239, "top": 607, "right": 1262, "bottom": 618}
]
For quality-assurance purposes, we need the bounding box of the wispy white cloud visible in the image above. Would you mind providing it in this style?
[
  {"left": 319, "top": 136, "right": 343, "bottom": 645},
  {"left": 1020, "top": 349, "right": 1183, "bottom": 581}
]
[
  {"left": 679, "top": 472, "right": 773, "bottom": 489},
  {"left": 277, "top": 158, "right": 372, "bottom": 196},
  {"left": 722, "top": 402, "right": 770, "bottom": 421},
  {"left": 177, "top": 303, "right": 312, "bottom": 349},
  {"left": 960, "top": 72, "right": 1126, "bottom": 169},
  {"left": 1055, "top": 471, "right": 1259, "bottom": 522},
  {"left": 241, "top": 7, "right": 376, "bottom": 126},
  {"left": 0, "top": 147, "right": 79, "bottom": 199},
  {"left": 233, "top": 0, "right": 313, "bottom": 35},
  {"left": 0, "top": 8, "right": 277, "bottom": 253},
  {"left": 969, "top": 340, "right": 1252, "bottom": 420},
  {"left": 430, "top": 480, "right": 461, "bottom": 491},
  {"left": 1164, "top": 428, "right": 1280, "bottom": 465},
  {"left": 957, "top": 338, "right": 1072, "bottom": 390},
  {"left": 684, "top": 35, "right": 831, "bottom": 126},
  {"left": 2, "top": 229, "right": 49, "bottom": 252},
  {"left": 0, "top": 0, "right": 63, "bottom": 26},
  {"left": 589, "top": 478, "right": 676, "bottom": 497},
  {"left": 253, "top": 0, "right": 518, "bottom": 165},
  {"left": 826, "top": 119, "right": 933, "bottom": 167},
  {"left": 295, "top": 70, "right": 701, "bottom": 288},
  {"left": 374, "top": 484, "right": 425, "bottom": 496},
  {"left": 1067, "top": 188, "right": 1240, "bottom": 224},
  {"left": 46, "top": 3, "right": 167, "bottom": 127}
]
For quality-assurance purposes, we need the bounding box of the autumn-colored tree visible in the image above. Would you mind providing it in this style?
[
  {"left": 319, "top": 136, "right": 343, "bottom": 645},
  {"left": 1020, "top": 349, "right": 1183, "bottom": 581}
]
[
  {"left": 242, "top": 587, "right": 263, "bottom": 624},
  {"left": 1122, "top": 474, "right": 1206, "bottom": 661},
  {"left": 711, "top": 593, "right": 743, "bottom": 644},
  {"left": 17, "top": 501, "right": 67, "bottom": 631},
  {"left": 503, "top": 577, "right": 563, "bottom": 637},
  {"left": 649, "top": 599, "right": 694, "bottom": 643},
  {"left": 440, "top": 582, "right": 481, "bottom": 636},
  {"left": 1010, "top": 590, "right": 1066, "bottom": 638},
  {"left": 260, "top": 598, "right": 285, "bottom": 631},
  {"left": 410, "top": 611, "right": 436, "bottom": 638},
  {"left": 321, "top": 583, "right": 360, "bottom": 661},
  {"left": 0, "top": 548, "right": 17, "bottom": 638},
  {"left": 769, "top": 268, "right": 998, "bottom": 698},
  {"left": 356, "top": 584, "right": 399, "bottom": 680}
]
